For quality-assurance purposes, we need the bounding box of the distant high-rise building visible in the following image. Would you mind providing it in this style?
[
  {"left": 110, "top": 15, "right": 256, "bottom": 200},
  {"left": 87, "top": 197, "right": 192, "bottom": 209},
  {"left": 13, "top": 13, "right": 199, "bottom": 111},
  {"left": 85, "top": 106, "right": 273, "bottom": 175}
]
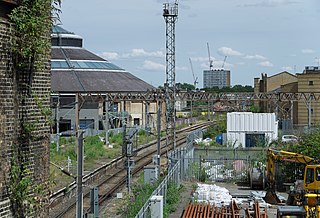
[{"left": 203, "top": 69, "right": 231, "bottom": 89}]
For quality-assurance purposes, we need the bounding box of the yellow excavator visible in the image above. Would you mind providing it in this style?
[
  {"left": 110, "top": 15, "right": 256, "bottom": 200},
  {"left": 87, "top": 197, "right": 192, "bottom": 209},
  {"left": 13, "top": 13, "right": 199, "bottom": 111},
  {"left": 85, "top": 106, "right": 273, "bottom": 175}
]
[{"left": 264, "top": 148, "right": 320, "bottom": 218}]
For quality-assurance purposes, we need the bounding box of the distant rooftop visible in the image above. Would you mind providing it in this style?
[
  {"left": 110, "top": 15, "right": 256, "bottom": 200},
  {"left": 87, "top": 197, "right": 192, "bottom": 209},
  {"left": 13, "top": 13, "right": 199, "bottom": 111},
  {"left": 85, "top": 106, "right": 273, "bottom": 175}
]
[
  {"left": 299, "top": 66, "right": 320, "bottom": 75},
  {"left": 50, "top": 25, "right": 155, "bottom": 93},
  {"left": 52, "top": 25, "right": 74, "bottom": 35}
]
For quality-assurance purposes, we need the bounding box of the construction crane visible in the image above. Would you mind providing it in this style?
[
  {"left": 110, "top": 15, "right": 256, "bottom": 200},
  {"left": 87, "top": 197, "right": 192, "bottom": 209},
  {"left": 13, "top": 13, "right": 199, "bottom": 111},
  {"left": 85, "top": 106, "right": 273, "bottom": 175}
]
[
  {"left": 221, "top": 56, "right": 227, "bottom": 69},
  {"left": 207, "top": 42, "right": 213, "bottom": 71},
  {"left": 189, "top": 58, "right": 198, "bottom": 89}
]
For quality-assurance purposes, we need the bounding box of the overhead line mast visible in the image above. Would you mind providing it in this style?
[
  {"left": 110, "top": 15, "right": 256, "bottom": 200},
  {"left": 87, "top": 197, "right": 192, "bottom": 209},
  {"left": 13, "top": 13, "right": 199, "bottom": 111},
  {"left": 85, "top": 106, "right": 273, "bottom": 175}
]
[{"left": 163, "top": 1, "right": 178, "bottom": 151}]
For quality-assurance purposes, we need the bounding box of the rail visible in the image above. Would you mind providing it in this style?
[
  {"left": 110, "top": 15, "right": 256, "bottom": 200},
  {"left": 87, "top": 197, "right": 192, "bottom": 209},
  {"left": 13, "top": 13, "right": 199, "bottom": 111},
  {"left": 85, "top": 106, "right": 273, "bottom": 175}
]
[
  {"left": 49, "top": 122, "right": 211, "bottom": 216},
  {"left": 135, "top": 128, "right": 203, "bottom": 218}
]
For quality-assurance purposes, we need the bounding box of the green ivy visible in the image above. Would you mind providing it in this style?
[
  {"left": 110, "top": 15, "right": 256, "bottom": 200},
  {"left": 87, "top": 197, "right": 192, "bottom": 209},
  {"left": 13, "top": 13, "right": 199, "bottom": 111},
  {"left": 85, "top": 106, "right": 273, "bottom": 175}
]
[
  {"left": 8, "top": 154, "right": 32, "bottom": 217},
  {"left": 7, "top": 0, "right": 61, "bottom": 216},
  {"left": 9, "top": 0, "right": 61, "bottom": 72}
]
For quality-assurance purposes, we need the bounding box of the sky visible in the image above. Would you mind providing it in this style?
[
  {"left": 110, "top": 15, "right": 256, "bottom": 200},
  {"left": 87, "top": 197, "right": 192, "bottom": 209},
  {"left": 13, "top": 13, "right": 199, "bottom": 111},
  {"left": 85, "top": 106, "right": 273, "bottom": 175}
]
[{"left": 58, "top": 0, "right": 320, "bottom": 88}]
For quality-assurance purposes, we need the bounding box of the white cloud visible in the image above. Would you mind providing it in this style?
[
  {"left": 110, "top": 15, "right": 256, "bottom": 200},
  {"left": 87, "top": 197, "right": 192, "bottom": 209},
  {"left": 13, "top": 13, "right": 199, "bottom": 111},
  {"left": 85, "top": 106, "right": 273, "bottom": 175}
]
[
  {"left": 301, "top": 49, "right": 315, "bottom": 54},
  {"left": 281, "top": 66, "right": 293, "bottom": 72},
  {"left": 244, "top": 54, "right": 267, "bottom": 60},
  {"left": 100, "top": 52, "right": 120, "bottom": 60},
  {"left": 191, "top": 57, "right": 210, "bottom": 62},
  {"left": 239, "top": 0, "right": 300, "bottom": 7},
  {"left": 217, "top": 47, "right": 243, "bottom": 56},
  {"left": 142, "top": 60, "right": 165, "bottom": 71},
  {"left": 125, "top": 48, "right": 165, "bottom": 58},
  {"left": 258, "top": 61, "right": 274, "bottom": 67}
]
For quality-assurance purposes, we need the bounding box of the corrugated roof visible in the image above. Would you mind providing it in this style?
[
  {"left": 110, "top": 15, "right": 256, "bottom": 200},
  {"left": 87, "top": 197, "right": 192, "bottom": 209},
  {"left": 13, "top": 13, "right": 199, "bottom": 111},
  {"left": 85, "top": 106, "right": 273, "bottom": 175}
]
[
  {"left": 52, "top": 47, "right": 105, "bottom": 61},
  {"left": 51, "top": 70, "right": 155, "bottom": 93}
]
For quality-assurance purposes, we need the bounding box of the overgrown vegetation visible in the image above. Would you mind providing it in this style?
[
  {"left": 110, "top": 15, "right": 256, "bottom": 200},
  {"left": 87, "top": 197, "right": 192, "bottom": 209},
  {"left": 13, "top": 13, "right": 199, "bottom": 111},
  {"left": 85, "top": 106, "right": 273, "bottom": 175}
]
[
  {"left": 163, "top": 183, "right": 181, "bottom": 217},
  {"left": 7, "top": 0, "right": 61, "bottom": 216},
  {"left": 283, "top": 127, "right": 320, "bottom": 159},
  {"left": 203, "top": 114, "right": 227, "bottom": 140},
  {"left": 203, "top": 84, "right": 254, "bottom": 93},
  {"left": 117, "top": 174, "right": 181, "bottom": 218},
  {"left": 50, "top": 130, "right": 159, "bottom": 189}
]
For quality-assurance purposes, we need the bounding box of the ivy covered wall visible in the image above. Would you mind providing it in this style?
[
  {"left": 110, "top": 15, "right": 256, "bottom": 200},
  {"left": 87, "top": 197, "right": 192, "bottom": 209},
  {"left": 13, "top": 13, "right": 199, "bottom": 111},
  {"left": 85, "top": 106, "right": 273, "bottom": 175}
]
[{"left": 0, "top": 0, "right": 54, "bottom": 217}]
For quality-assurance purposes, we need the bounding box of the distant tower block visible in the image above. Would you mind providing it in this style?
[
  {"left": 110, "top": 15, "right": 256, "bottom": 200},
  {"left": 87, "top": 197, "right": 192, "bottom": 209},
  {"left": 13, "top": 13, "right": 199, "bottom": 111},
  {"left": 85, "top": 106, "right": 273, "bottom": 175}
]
[{"left": 163, "top": 1, "right": 178, "bottom": 150}]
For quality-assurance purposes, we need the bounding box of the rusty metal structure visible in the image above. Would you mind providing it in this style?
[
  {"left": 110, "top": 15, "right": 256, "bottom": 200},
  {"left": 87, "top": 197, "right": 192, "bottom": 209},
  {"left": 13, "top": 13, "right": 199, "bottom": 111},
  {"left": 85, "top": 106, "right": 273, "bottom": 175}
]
[
  {"left": 182, "top": 201, "right": 268, "bottom": 218},
  {"left": 182, "top": 201, "right": 241, "bottom": 218}
]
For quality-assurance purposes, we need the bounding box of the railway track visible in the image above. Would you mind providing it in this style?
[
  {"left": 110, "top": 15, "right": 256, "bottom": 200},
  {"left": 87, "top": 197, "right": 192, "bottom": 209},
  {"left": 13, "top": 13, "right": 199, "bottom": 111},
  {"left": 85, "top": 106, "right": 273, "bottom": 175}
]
[{"left": 49, "top": 121, "right": 212, "bottom": 217}]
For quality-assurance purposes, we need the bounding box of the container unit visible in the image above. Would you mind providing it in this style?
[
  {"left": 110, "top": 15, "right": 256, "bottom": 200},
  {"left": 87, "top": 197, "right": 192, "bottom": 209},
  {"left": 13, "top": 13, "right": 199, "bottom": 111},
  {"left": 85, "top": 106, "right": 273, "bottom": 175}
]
[{"left": 227, "top": 112, "right": 278, "bottom": 148}]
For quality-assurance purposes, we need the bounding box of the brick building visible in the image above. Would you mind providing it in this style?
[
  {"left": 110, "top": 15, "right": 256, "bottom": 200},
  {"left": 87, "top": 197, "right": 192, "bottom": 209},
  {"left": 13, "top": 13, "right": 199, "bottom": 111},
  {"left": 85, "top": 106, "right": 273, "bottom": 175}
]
[
  {"left": 297, "top": 66, "right": 320, "bottom": 126},
  {"left": 254, "top": 68, "right": 320, "bottom": 127},
  {"left": 254, "top": 71, "right": 298, "bottom": 125},
  {"left": 0, "top": 1, "right": 51, "bottom": 217}
]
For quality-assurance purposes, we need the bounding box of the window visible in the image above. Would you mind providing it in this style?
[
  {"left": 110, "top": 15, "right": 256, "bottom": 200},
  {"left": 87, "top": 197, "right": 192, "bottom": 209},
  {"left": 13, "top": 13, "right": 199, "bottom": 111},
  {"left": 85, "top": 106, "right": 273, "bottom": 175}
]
[
  {"left": 309, "top": 81, "right": 314, "bottom": 86},
  {"left": 306, "top": 168, "right": 314, "bottom": 184},
  {"left": 80, "top": 119, "right": 94, "bottom": 129},
  {"left": 133, "top": 118, "right": 140, "bottom": 126},
  {"left": 316, "top": 168, "right": 320, "bottom": 181}
]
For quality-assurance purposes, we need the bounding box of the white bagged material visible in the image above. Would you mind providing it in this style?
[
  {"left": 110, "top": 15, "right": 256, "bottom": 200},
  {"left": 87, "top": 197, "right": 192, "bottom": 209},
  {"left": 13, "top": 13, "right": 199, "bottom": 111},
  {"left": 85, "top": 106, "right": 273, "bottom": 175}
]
[{"left": 194, "top": 183, "right": 232, "bottom": 207}]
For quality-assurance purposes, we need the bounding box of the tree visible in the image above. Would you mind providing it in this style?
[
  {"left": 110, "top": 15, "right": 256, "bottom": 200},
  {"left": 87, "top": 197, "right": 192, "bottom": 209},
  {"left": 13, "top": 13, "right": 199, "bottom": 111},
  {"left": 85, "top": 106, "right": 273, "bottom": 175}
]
[
  {"left": 289, "top": 128, "right": 320, "bottom": 159},
  {"left": 202, "top": 85, "right": 254, "bottom": 93},
  {"left": 176, "top": 83, "right": 195, "bottom": 91}
]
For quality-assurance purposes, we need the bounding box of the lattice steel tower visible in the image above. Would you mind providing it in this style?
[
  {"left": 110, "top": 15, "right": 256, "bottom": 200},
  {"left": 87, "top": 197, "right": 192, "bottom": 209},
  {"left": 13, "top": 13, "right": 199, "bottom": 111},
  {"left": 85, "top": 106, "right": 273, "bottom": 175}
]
[{"left": 163, "top": 1, "right": 178, "bottom": 150}]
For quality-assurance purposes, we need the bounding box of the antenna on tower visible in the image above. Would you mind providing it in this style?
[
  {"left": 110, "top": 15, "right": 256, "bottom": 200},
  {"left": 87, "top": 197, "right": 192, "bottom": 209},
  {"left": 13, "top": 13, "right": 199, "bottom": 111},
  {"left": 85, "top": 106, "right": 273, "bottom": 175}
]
[{"left": 207, "top": 42, "right": 213, "bottom": 70}]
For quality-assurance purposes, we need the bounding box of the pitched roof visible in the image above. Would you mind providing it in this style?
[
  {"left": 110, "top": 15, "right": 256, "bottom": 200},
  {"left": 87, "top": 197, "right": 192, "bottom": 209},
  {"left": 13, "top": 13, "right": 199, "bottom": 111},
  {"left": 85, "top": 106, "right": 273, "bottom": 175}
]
[
  {"left": 51, "top": 70, "right": 155, "bottom": 93},
  {"left": 52, "top": 47, "right": 105, "bottom": 61},
  {"left": 51, "top": 26, "right": 155, "bottom": 93}
]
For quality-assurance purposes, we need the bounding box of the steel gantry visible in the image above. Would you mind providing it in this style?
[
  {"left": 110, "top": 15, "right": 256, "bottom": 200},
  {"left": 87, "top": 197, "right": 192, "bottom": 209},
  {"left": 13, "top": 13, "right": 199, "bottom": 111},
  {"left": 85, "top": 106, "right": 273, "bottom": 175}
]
[
  {"left": 163, "top": 1, "right": 178, "bottom": 151},
  {"left": 55, "top": 91, "right": 320, "bottom": 103}
]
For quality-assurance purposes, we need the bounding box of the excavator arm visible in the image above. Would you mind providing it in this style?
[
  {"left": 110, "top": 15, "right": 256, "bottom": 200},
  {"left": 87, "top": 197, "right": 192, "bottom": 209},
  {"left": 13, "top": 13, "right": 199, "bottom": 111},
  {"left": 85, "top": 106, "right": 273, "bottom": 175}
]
[{"left": 265, "top": 149, "right": 318, "bottom": 204}]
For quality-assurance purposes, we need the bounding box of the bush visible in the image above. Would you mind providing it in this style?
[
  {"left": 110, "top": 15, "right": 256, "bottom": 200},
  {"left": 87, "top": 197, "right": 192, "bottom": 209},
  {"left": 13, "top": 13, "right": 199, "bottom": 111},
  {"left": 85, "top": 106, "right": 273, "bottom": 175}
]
[
  {"left": 289, "top": 128, "right": 320, "bottom": 159},
  {"left": 203, "top": 114, "right": 226, "bottom": 140}
]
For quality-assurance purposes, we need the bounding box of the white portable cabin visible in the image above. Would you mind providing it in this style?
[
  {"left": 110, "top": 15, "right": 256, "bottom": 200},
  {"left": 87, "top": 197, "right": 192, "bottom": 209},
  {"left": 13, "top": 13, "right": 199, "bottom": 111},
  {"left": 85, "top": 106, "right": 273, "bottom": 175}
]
[{"left": 227, "top": 112, "right": 278, "bottom": 148}]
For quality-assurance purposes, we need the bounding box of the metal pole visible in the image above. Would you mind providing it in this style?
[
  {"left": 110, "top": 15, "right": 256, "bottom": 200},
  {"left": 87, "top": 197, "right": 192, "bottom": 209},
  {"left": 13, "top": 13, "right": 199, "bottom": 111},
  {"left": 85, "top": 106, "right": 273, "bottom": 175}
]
[
  {"left": 290, "top": 100, "right": 293, "bottom": 121},
  {"left": 105, "top": 100, "right": 109, "bottom": 145},
  {"left": 308, "top": 101, "right": 312, "bottom": 128},
  {"left": 207, "top": 101, "right": 210, "bottom": 121},
  {"left": 145, "top": 102, "right": 149, "bottom": 131},
  {"left": 157, "top": 101, "right": 161, "bottom": 169},
  {"left": 55, "top": 96, "right": 60, "bottom": 152},
  {"left": 190, "top": 100, "right": 193, "bottom": 124},
  {"left": 127, "top": 158, "right": 132, "bottom": 193},
  {"left": 90, "top": 187, "right": 99, "bottom": 218},
  {"left": 76, "top": 93, "right": 84, "bottom": 218}
]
